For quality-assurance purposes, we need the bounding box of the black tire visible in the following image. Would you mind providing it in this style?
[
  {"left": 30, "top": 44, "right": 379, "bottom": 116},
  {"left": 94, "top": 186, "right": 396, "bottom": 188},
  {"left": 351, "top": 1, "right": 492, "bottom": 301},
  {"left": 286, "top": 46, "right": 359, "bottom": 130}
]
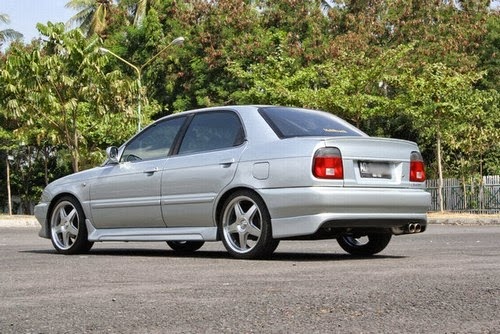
[
  {"left": 49, "top": 196, "right": 93, "bottom": 254},
  {"left": 337, "top": 233, "right": 392, "bottom": 256},
  {"left": 167, "top": 241, "right": 205, "bottom": 253},
  {"left": 220, "top": 190, "right": 279, "bottom": 259}
]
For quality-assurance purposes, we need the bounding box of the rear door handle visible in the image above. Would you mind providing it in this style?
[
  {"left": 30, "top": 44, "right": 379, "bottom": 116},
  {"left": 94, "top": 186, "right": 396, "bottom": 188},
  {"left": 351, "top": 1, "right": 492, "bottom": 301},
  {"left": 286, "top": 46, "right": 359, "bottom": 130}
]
[{"left": 219, "top": 159, "right": 236, "bottom": 168}]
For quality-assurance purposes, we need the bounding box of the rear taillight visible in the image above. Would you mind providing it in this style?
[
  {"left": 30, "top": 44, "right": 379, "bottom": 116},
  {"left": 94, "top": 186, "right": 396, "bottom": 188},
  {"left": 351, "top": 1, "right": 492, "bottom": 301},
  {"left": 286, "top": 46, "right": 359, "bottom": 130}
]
[
  {"left": 313, "top": 147, "right": 343, "bottom": 179},
  {"left": 410, "top": 151, "right": 426, "bottom": 182}
]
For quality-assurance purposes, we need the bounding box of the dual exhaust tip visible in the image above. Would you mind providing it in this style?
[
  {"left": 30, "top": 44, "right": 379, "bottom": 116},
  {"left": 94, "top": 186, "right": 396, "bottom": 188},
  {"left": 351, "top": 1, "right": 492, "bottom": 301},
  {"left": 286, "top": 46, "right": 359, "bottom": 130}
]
[
  {"left": 392, "top": 223, "right": 424, "bottom": 235},
  {"left": 407, "top": 223, "right": 422, "bottom": 233}
]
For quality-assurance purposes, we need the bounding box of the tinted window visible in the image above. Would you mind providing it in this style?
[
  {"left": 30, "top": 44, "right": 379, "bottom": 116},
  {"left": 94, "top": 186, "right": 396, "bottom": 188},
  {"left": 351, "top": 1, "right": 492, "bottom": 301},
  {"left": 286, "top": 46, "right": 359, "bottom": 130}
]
[
  {"left": 259, "top": 107, "right": 363, "bottom": 138},
  {"left": 121, "top": 116, "right": 186, "bottom": 162},
  {"left": 179, "top": 111, "right": 244, "bottom": 154}
]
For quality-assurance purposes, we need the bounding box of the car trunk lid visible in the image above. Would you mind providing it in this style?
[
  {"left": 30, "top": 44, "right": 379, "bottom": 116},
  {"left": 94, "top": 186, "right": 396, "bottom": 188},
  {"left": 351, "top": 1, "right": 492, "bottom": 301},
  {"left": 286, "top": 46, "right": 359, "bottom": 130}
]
[{"left": 322, "top": 137, "right": 423, "bottom": 188}]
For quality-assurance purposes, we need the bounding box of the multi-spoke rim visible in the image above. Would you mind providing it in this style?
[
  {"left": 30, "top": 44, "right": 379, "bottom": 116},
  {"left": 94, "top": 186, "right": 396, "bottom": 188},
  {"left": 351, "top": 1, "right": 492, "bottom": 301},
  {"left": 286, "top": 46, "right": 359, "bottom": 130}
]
[
  {"left": 222, "top": 195, "right": 262, "bottom": 254},
  {"left": 341, "top": 235, "right": 369, "bottom": 247},
  {"left": 50, "top": 200, "right": 80, "bottom": 251}
]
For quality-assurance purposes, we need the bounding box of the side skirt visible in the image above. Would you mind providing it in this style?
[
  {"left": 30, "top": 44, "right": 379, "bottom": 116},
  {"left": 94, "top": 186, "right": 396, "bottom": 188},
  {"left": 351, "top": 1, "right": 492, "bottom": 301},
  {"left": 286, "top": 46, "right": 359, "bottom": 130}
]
[{"left": 85, "top": 219, "right": 218, "bottom": 242}]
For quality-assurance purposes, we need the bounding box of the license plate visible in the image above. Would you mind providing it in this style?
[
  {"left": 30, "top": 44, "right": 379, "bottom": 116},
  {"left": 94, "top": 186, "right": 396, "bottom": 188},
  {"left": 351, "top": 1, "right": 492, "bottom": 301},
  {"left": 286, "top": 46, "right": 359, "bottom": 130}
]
[{"left": 359, "top": 161, "right": 392, "bottom": 179}]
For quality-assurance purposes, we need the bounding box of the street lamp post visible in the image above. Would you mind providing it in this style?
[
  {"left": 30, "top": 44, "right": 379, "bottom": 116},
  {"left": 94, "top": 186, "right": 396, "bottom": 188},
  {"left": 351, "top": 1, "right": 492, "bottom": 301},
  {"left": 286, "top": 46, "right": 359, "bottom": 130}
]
[{"left": 100, "top": 36, "right": 185, "bottom": 132}]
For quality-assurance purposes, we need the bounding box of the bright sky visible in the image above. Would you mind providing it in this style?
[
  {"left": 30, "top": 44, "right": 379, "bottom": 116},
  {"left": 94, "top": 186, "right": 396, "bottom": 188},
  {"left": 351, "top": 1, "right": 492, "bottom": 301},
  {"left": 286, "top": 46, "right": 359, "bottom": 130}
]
[{"left": 1, "top": 0, "right": 74, "bottom": 44}]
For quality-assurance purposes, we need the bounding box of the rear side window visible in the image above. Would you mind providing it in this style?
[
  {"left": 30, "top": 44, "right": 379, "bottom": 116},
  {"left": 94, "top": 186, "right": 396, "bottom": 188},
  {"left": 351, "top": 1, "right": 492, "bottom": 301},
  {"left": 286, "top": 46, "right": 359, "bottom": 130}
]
[
  {"left": 259, "top": 107, "right": 363, "bottom": 138},
  {"left": 178, "top": 111, "right": 245, "bottom": 154}
]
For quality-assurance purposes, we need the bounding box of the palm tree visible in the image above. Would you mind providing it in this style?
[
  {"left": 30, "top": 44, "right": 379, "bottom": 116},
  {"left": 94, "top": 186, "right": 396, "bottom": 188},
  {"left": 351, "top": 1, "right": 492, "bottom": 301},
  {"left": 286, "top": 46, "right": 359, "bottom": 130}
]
[
  {"left": 136, "top": 0, "right": 162, "bottom": 26},
  {"left": 65, "top": 0, "right": 114, "bottom": 37},
  {"left": 0, "top": 13, "right": 23, "bottom": 47},
  {"left": 119, "top": 0, "right": 159, "bottom": 26}
]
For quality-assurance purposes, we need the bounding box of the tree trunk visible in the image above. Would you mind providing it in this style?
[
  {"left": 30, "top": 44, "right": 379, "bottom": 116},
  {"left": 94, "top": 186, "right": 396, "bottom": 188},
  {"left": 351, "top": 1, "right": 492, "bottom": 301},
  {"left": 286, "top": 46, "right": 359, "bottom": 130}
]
[
  {"left": 461, "top": 176, "right": 467, "bottom": 210},
  {"left": 72, "top": 151, "right": 79, "bottom": 173},
  {"left": 6, "top": 155, "right": 12, "bottom": 216},
  {"left": 479, "top": 153, "right": 484, "bottom": 213},
  {"left": 437, "top": 131, "right": 444, "bottom": 212},
  {"left": 44, "top": 147, "right": 49, "bottom": 186},
  {"left": 72, "top": 123, "right": 80, "bottom": 172}
]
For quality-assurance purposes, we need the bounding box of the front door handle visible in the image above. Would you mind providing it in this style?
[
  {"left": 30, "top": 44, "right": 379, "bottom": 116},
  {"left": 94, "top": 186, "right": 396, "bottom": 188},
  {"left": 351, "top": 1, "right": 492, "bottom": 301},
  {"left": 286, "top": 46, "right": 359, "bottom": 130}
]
[{"left": 143, "top": 167, "right": 159, "bottom": 174}]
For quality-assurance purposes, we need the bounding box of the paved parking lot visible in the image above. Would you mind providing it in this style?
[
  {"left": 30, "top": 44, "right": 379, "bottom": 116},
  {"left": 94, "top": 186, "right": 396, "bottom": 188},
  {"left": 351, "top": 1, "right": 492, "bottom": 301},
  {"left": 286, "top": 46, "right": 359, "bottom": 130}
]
[{"left": 0, "top": 224, "right": 499, "bottom": 333}]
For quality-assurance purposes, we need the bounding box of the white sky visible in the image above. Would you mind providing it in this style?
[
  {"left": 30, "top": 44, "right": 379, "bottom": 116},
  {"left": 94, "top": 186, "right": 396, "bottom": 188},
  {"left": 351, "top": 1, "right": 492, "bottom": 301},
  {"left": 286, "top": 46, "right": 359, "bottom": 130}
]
[{"left": 1, "top": 0, "right": 73, "bottom": 44}]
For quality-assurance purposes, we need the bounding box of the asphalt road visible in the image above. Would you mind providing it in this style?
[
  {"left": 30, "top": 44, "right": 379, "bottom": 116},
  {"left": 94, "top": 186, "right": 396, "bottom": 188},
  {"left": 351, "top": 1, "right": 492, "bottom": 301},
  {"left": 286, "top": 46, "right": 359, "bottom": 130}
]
[{"left": 0, "top": 225, "right": 499, "bottom": 334}]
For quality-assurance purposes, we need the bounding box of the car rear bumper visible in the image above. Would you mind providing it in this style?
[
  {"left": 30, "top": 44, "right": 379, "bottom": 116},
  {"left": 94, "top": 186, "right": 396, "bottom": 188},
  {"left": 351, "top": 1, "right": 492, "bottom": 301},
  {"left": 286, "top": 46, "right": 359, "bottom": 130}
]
[{"left": 259, "top": 187, "right": 430, "bottom": 238}]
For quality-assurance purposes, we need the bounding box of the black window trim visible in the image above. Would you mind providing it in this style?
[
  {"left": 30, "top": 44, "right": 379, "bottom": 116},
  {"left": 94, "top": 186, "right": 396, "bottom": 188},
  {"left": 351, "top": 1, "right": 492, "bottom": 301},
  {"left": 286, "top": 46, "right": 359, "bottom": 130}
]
[
  {"left": 169, "top": 113, "right": 194, "bottom": 156},
  {"left": 258, "top": 107, "right": 286, "bottom": 139}
]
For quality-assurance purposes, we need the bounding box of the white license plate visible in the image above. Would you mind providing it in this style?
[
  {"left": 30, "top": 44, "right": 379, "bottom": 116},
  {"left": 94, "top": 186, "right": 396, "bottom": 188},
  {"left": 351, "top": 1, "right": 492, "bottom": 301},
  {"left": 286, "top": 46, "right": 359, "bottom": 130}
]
[{"left": 359, "top": 161, "right": 392, "bottom": 179}]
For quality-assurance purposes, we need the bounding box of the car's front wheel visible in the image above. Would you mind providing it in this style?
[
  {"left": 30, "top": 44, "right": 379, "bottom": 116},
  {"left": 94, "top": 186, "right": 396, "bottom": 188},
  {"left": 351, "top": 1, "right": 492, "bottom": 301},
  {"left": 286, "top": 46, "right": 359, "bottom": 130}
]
[
  {"left": 220, "top": 190, "right": 279, "bottom": 259},
  {"left": 167, "top": 241, "right": 205, "bottom": 253},
  {"left": 50, "top": 196, "right": 93, "bottom": 254},
  {"left": 337, "top": 233, "right": 392, "bottom": 256}
]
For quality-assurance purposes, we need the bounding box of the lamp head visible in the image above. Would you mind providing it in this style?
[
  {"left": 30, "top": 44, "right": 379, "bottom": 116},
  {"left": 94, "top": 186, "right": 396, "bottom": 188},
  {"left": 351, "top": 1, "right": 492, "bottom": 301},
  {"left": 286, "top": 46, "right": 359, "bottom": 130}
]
[{"left": 171, "top": 37, "right": 185, "bottom": 46}]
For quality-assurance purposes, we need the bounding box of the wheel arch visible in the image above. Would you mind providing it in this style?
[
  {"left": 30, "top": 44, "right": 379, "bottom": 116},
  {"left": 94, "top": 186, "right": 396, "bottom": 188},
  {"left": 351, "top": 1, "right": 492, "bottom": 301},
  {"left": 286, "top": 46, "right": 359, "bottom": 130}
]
[
  {"left": 45, "top": 193, "right": 85, "bottom": 236},
  {"left": 214, "top": 186, "right": 268, "bottom": 240}
]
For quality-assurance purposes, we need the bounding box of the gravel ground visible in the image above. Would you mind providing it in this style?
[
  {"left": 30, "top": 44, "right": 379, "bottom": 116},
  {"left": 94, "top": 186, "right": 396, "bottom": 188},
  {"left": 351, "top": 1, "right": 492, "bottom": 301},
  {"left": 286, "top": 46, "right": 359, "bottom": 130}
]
[{"left": 0, "top": 223, "right": 499, "bottom": 333}]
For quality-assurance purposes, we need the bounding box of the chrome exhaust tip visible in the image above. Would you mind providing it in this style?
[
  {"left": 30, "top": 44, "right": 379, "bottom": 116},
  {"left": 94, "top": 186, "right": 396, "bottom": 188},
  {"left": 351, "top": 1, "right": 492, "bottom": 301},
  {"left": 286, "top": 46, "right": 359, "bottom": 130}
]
[
  {"left": 408, "top": 223, "right": 416, "bottom": 233},
  {"left": 392, "top": 223, "right": 425, "bottom": 235}
]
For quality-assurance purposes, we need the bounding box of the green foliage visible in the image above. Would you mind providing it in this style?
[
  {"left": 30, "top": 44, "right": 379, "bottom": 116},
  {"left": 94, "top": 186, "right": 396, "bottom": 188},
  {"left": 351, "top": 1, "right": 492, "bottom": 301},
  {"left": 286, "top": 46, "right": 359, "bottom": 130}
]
[
  {"left": 478, "top": 13, "right": 500, "bottom": 91},
  {"left": 389, "top": 62, "right": 499, "bottom": 180},
  {"left": 1, "top": 22, "right": 138, "bottom": 172},
  {"left": 229, "top": 43, "right": 414, "bottom": 128}
]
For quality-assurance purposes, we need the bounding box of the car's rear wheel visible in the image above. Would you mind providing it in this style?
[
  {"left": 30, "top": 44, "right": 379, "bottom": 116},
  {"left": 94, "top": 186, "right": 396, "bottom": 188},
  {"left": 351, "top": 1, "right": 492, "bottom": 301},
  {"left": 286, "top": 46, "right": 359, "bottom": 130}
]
[
  {"left": 167, "top": 241, "right": 204, "bottom": 253},
  {"left": 220, "top": 190, "right": 279, "bottom": 259},
  {"left": 50, "top": 196, "right": 93, "bottom": 254},
  {"left": 337, "top": 233, "right": 392, "bottom": 256}
]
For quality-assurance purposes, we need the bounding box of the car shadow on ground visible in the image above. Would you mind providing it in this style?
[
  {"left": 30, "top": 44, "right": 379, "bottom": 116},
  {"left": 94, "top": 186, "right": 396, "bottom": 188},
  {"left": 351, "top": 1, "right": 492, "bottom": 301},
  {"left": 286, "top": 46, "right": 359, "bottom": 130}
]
[{"left": 24, "top": 248, "right": 406, "bottom": 262}]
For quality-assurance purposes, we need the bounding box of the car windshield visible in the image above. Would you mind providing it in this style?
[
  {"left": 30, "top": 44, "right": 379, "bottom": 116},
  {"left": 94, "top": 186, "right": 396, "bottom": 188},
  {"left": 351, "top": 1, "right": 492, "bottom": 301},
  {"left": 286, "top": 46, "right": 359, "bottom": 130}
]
[{"left": 259, "top": 107, "right": 364, "bottom": 139}]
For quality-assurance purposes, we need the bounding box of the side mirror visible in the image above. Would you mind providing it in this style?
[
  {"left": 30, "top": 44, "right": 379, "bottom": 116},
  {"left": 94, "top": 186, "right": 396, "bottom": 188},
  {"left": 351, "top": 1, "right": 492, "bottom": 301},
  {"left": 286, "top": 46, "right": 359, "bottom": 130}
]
[{"left": 106, "top": 146, "right": 119, "bottom": 164}]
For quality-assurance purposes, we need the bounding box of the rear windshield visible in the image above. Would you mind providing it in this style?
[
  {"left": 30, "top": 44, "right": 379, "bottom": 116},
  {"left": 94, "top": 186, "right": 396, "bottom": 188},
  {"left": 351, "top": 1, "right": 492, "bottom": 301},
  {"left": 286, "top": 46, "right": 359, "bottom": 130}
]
[{"left": 258, "top": 107, "right": 364, "bottom": 139}]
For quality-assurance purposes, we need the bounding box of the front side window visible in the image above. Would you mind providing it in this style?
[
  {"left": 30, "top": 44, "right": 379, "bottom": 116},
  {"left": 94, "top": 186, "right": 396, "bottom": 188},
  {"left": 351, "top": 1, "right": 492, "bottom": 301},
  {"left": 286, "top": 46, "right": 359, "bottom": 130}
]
[
  {"left": 121, "top": 116, "right": 186, "bottom": 162},
  {"left": 178, "top": 111, "right": 245, "bottom": 154},
  {"left": 259, "top": 107, "right": 364, "bottom": 138}
]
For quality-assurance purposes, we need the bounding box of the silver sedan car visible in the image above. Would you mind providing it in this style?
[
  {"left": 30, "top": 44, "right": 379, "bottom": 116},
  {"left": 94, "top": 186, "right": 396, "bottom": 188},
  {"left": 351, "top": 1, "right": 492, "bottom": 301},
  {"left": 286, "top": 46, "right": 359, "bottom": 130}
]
[{"left": 34, "top": 106, "right": 430, "bottom": 259}]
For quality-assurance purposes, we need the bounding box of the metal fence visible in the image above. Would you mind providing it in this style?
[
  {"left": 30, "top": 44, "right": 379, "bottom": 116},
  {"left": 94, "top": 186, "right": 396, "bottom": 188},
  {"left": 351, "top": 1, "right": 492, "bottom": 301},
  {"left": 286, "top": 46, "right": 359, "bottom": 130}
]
[{"left": 426, "top": 176, "right": 500, "bottom": 213}]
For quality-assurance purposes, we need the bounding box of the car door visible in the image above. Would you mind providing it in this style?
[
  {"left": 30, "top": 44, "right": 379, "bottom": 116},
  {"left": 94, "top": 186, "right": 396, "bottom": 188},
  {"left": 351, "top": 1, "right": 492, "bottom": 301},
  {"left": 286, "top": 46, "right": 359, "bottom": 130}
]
[
  {"left": 89, "top": 116, "right": 186, "bottom": 228},
  {"left": 161, "top": 110, "right": 246, "bottom": 227}
]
